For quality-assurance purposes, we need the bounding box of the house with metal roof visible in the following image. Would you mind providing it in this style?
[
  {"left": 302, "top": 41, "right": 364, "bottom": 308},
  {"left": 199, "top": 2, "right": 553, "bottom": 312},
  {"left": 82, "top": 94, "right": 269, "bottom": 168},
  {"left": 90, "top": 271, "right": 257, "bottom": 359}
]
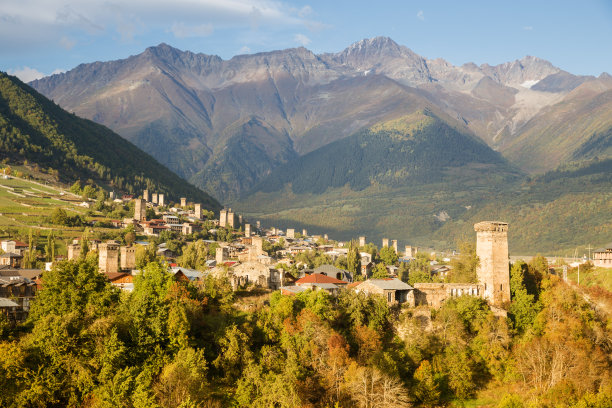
[
  {"left": 312, "top": 264, "right": 352, "bottom": 282},
  {"left": 353, "top": 278, "right": 415, "bottom": 305},
  {"left": 593, "top": 243, "right": 612, "bottom": 268}
]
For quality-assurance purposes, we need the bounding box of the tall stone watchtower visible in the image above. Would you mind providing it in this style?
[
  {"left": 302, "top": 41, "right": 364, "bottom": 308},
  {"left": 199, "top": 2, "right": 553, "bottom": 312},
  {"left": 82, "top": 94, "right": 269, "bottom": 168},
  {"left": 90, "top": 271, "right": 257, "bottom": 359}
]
[
  {"left": 474, "top": 221, "right": 510, "bottom": 306},
  {"left": 99, "top": 241, "right": 120, "bottom": 274},
  {"left": 134, "top": 198, "right": 146, "bottom": 221}
]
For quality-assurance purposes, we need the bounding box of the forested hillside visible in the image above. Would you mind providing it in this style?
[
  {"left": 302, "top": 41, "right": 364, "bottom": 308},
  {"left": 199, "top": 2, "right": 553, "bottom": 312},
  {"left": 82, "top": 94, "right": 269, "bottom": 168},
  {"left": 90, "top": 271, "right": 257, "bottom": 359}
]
[
  {"left": 253, "top": 111, "right": 522, "bottom": 195},
  {"left": 2, "top": 257, "right": 611, "bottom": 407},
  {"left": 0, "top": 72, "right": 219, "bottom": 209}
]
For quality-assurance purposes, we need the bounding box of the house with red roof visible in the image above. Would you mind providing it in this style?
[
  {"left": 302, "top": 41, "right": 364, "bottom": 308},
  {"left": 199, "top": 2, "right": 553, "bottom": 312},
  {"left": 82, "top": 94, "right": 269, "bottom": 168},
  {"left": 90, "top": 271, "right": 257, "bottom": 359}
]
[{"left": 280, "top": 273, "right": 348, "bottom": 296}]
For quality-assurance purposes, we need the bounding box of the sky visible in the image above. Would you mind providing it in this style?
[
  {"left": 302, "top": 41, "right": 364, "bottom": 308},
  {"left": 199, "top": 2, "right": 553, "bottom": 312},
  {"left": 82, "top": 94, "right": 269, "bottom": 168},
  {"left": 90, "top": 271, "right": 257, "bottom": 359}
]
[{"left": 1, "top": 0, "right": 611, "bottom": 82}]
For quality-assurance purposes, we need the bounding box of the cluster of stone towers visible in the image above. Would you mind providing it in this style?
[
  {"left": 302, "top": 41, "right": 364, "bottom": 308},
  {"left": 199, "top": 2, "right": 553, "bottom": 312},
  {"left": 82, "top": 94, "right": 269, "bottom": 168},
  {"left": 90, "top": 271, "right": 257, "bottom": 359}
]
[
  {"left": 68, "top": 240, "right": 136, "bottom": 274},
  {"left": 143, "top": 189, "right": 165, "bottom": 207},
  {"left": 219, "top": 208, "right": 239, "bottom": 228}
]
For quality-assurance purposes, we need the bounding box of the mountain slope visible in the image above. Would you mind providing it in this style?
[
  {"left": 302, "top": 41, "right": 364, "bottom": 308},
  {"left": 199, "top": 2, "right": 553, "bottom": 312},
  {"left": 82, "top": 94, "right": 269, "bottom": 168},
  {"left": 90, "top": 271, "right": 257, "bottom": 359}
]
[
  {"left": 501, "top": 75, "right": 612, "bottom": 173},
  {"left": 0, "top": 72, "right": 220, "bottom": 209}
]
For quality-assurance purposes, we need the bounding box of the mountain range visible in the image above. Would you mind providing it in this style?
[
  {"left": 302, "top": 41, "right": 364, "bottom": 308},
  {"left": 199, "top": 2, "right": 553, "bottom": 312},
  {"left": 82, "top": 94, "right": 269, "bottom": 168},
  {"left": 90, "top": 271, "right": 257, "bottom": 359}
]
[{"left": 26, "top": 37, "right": 612, "bottom": 251}]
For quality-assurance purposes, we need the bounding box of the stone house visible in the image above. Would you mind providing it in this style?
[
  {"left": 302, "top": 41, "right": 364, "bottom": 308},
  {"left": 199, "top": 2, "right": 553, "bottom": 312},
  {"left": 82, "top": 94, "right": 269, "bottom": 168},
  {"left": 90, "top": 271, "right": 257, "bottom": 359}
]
[
  {"left": 413, "top": 282, "right": 483, "bottom": 308},
  {"left": 354, "top": 278, "right": 415, "bottom": 305},
  {"left": 313, "top": 264, "right": 352, "bottom": 282},
  {"left": 231, "top": 261, "right": 281, "bottom": 290}
]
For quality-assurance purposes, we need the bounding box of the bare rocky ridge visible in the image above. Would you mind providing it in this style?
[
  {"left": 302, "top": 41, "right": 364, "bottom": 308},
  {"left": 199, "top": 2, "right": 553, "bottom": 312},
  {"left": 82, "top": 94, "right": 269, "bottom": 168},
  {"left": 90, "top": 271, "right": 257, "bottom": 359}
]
[{"left": 29, "top": 37, "right": 612, "bottom": 201}]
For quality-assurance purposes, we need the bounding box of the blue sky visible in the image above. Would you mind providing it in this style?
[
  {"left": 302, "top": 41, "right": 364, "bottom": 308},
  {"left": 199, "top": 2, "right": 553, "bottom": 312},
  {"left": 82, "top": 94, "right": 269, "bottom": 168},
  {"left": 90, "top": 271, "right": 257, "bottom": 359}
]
[{"left": 2, "top": 0, "right": 611, "bottom": 82}]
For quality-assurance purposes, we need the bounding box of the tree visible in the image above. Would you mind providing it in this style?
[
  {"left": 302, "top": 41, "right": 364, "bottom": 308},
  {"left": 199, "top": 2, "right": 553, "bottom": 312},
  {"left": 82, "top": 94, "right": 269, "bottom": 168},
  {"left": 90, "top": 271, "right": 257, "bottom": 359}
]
[
  {"left": 371, "top": 263, "right": 388, "bottom": 279},
  {"left": 379, "top": 246, "right": 398, "bottom": 266},
  {"left": 447, "top": 241, "right": 479, "bottom": 283},
  {"left": 44, "top": 231, "right": 56, "bottom": 262},
  {"left": 347, "top": 241, "right": 362, "bottom": 277},
  {"left": 509, "top": 261, "right": 540, "bottom": 334}
]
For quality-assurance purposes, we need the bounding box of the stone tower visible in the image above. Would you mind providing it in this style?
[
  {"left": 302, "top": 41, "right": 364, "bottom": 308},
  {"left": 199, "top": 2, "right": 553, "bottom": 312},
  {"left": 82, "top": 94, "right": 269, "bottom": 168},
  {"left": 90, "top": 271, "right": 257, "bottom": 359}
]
[
  {"left": 99, "top": 241, "right": 119, "bottom": 274},
  {"left": 286, "top": 228, "right": 295, "bottom": 239},
  {"left": 143, "top": 189, "right": 149, "bottom": 202},
  {"left": 152, "top": 193, "right": 158, "bottom": 204},
  {"left": 302, "top": 229, "right": 307, "bottom": 237},
  {"left": 180, "top": 197, "right": 187, "bottom": 207},
  {"left": 120, "top": 246, "right": 136, "bottom": 270},
  {"left": 227, "top": 209, "right": 236, "bottom": 228},
  {"left": 219, "top": 209, "right": 228, "bottom": 227},
  {"left": 405, "top": 245, "right": 417, "bottom": 258},
  {"left": 474, "top": 221, "right": 510, "bottom": 306},
  {"left": 359, "top": 236, "right": 366, "bottom": 247},
  {"left": 194, "top": 203, "right": 202, "bottom": 219},
  {"left": 382, "top": 238, "right": 389, "bottom": 248},
  {"left": 245, "top": 224, "right": 251, "bottom": 238},
  {"left": 158, "top": 194, "right": 165, "bottom": 207},
  {"left": 67, "top": 243, "right": 81, "bottom": 260},
  {"left": 134, "top": 198, "right": 146, "bottom": 221},
  {"left": 392, "top": 240, "right": 398, "bottom": 254}
]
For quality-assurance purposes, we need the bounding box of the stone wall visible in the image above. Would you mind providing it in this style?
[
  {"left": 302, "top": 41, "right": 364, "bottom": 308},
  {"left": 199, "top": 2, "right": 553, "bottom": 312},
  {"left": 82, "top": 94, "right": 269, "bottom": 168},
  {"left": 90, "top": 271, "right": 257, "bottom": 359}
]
[{"left": 413, "top": 282, "right": 483, "bottom": 308}]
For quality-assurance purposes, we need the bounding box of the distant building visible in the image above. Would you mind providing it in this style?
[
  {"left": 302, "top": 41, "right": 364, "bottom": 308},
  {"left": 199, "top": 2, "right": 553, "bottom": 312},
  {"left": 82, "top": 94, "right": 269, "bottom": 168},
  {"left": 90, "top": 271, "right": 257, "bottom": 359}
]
[
  {"left": 312, "top": 264, "right": 352, "bottom": 282},
  {"left": 1, "top": 240, "right": 28, "bottom": 255},
  {"left": 593, "top": 243, "right": 612, "bottom": 268},
  {"left": 0, "top": 253, "right": 23, "bottom": 268}
]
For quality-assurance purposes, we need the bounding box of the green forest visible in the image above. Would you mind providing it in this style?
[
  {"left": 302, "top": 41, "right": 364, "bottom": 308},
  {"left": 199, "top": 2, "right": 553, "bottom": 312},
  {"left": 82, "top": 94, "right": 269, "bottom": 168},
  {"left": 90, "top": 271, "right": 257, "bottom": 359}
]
[
  {"left": 253, "top": 111, "right": 521, "bottom": 196},
  {"left": 2, "top": 257, "right": 611, "bottom": 407},
  {"left": 0, "top": 72, "right": 219, "bottom": 210}
]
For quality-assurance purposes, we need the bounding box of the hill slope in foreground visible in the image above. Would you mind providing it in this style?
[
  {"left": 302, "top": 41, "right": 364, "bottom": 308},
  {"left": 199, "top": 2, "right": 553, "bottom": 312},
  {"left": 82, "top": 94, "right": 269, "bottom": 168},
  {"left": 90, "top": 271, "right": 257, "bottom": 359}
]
[
  {"left": 234, "top": 114, "right": 612, "bottom": 254},
  {"left": 0, "top": 72, "right": 219, "bottom": 210}
]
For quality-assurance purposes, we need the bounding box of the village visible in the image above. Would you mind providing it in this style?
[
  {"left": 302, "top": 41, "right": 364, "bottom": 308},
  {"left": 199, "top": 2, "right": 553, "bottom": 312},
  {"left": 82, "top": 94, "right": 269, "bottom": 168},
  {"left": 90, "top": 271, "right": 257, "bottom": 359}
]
[{"left": 3, "top": 188, "right": 610, "bottom": 324}]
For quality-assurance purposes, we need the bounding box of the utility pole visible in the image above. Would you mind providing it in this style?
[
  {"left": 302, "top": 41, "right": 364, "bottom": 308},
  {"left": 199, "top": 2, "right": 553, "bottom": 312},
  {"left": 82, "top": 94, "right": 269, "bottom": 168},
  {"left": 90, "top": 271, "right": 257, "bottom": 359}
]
[{"left": 586, "top": 244, "right": 593, "bottom": 261}]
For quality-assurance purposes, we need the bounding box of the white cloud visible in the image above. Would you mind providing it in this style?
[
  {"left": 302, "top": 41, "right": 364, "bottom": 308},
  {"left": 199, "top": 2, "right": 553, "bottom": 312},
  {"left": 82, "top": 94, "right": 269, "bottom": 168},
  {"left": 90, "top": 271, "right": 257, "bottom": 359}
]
[
  {"left": 238, "top": 45, "right": 251, "bottom": 54},
  {"left": 59, "top": 36, "right": 76, "bottom": 50},
  {"left": 170, "top": 22, "right": 214, "bottom": 38},
  {"left": 293, "top": 33, "right": 311, "bottom": 46},
  {"left": 417, "top": 10, "right": 425, "bottom": 21},
  {"left": 298, "top": 5, "right": 312, "bottom": 18},
  {"left": 523, "top": 26, "right": 533, "bottom": 31},
  {"left": 7, "top": 66, "right": 46, "bottom": 82},
  {"left": 0, "top": 0, "right": 324, "bottom": 49}
]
